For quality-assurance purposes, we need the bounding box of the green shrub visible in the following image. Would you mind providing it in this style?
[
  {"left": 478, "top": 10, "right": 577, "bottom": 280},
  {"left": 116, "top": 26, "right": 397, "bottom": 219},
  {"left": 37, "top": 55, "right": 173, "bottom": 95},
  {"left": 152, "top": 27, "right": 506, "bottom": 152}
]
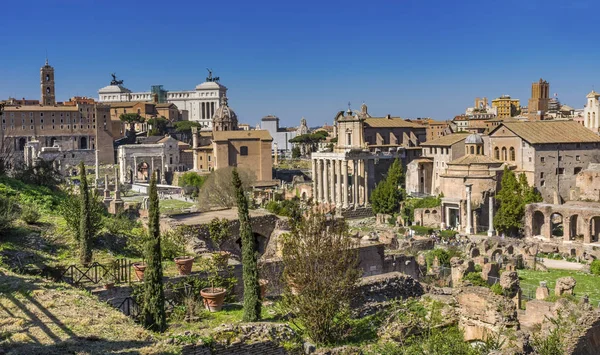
[
  {"left": 439, "top": 229, "right": 456, "bottom": 239},
  {"left": 0, "top": 195, "right": 18, "bottom": 233},
  {"left": 463, "top": 272, "right": 488, "bottom": 287},
  {"left": 104, "top": 214, "right": 139, "bottom": 236},
  {"left": 426, "top": 248, "right": 450, "bottom": 269},
  {"left": 590, "top": 260, "right": 600, "bottom": 276},
  {"left": 161, "top": 230, "right": 187, "bottom": 260},
  {"left": 474, "top": 264, "right": 483, "bottom": 272},
  {"left": 20, "top": 203, "right": 41, "bottom": 224},
  {"left": 490, "top": 283, "right": 503, "bottom": 295}
]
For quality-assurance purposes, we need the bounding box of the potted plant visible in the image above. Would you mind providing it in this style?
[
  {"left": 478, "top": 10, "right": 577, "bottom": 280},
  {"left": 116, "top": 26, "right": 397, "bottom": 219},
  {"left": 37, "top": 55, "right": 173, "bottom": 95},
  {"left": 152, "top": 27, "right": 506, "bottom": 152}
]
[
  {"left": 200, "top": 254, "right": 228, "bottom": 312},
  {"left": 132, "top": 262, "right": 147, "bottom": 281},
  {"left": 174, "top": 256, "right": 195, "bottom": 275},
  {"left": 102, "top": 273, "right": 116, "bottom": 290}
]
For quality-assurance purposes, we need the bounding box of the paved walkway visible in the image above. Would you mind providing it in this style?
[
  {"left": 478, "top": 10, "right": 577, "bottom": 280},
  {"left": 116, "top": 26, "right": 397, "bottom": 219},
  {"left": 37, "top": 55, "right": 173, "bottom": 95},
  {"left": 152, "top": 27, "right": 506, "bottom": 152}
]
[{"left": 540, "top": 258, "right": 586, "bottom": 271}]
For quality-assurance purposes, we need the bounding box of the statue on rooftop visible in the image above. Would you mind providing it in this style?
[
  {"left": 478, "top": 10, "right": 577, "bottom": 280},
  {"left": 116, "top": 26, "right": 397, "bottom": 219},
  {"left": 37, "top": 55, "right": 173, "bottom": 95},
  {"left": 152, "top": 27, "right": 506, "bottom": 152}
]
[{"left": 110, "top": 73, "right": 124, "bottom": 86}]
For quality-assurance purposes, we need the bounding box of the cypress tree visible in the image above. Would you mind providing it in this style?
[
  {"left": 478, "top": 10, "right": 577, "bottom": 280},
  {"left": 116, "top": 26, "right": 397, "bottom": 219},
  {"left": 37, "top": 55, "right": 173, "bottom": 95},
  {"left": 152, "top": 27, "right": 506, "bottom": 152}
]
[
  {"left": 232, "top": 168, "right": 261, "bottom": 321},
  {"left": 142, "top": 171, "right": 167, "bottom": 332},
  {"left": 78, "top": 161, "right": 92, "bottom": 265},
  {"left": 371, "top": 159, "right": 405, "bottom": 215}
]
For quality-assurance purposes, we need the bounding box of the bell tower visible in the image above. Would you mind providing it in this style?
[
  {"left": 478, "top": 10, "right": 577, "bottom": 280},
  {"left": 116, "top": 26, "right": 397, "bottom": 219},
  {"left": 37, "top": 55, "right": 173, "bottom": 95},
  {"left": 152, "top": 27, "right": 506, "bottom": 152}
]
[{"left": 40, "top": 59, "right": 56, "bottom": 105}]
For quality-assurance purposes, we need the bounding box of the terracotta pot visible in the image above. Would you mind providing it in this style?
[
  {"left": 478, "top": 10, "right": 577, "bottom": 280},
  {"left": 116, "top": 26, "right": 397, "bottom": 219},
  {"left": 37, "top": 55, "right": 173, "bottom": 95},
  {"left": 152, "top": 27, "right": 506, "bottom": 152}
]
[
  {"left": 200, "top": 287, "right": 227, "bottom": 312},
  {"left": 259, "top": 279, "right": 269, "bottom": 299},
  {"left": 132, "top": 262, "right": 147, "bottom": 281},
  {"left": 174, "top": 256, "right": 194, "bottom": 275},
  {"left": 103, "top": 282, "right": 115, "bottom": 290}
]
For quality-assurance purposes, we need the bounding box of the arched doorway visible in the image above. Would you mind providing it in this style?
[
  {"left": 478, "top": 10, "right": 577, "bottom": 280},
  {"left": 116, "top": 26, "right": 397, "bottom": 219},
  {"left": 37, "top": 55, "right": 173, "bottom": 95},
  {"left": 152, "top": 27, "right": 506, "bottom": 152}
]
[
  {"left": 590, "top": 216, "right": 600, "bottom": 243},
  {"left": 551, "top": 213, "right": 563, "bottom": 238},
  {"left": 137, "top": 162, "right": 149, "bottom": 181},
  {"left": 50, "top": 137, "right": 57, "bottom": 147},
  {"left": 18, "top": 138, "right": 26, "bottom": 151},
  {"left": 532, "top": 211, "right": 545, "bottom": 236},
  {"left": 569, "top": 215, "right": 580, "bottom": 241},
  {"left": 80, "top": 137, "right": 88, "bottom": 149}
]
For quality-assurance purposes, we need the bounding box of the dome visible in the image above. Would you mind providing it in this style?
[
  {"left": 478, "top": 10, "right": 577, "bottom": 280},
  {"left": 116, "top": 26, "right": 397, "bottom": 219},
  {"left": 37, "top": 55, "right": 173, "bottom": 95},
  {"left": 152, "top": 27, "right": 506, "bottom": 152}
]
[
  {"left": 465, "top": 133, "right": 483, "bottom": 144},
  {"left": 212, "top": 96, "right": 238, "bottom": 131}
]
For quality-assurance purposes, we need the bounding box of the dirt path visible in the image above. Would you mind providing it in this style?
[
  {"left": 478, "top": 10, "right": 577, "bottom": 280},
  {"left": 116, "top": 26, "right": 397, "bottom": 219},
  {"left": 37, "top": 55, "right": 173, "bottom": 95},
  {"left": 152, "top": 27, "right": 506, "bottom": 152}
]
[{"left": 540, "top": 258, "right": 586, "bottom": 271}]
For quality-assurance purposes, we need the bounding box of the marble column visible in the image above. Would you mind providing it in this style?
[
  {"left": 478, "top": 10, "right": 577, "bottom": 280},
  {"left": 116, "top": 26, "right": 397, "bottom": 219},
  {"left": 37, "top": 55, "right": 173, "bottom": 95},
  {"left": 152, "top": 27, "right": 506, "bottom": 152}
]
[
  {"left": 133, "top": 156, "right": 137, "bottom": 182},
  {"left": 330, "top": 159, "right": 336, "bottom": 204},
  {"left": 364, "top": 159, "right": 369, "bottom": 205},
  {"left": 336, "top": 160, "right": 343, "bottom": 208},
  {"left": 465, "top": 184, "right": 474, "bottom": 234},
  {"left": 316, "top": 159, "right": 323, "bottom": 202},
  {"left": 322, "top": 159, "right": 328, "bottom": 203},
  {"left": 312, "top": 158, "right": 317, "bottom": 202},
  {"left": 487, "top": 195, "right": 495, "bottom": 237},
  {"left": 161, "top": 155, "right": 166, "bottom": 184},
  {"left": 353, "top": 160, "right": 359, "bottom": 208},
  {"left": 151, "top": 157, "right": 155, "bottom": 182},
  {"left": 342, "top": 160, "right": 349, "bottom": 208}
]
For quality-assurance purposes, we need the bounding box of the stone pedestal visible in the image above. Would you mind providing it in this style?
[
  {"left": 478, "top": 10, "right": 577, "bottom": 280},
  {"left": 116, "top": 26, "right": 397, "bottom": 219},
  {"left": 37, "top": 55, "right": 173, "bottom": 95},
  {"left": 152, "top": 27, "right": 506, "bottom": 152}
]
[{"left": 535, "top": 283, "right": 549, "bottom": 300}]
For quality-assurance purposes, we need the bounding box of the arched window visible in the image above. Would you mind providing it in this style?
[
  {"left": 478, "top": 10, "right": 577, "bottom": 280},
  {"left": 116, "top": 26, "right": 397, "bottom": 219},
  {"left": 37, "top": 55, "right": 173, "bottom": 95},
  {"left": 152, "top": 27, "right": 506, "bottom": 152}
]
[
  {"left": 477, "top": 146, "right": 482, "bottom": 155},
  {"left": 509, "top": 147, "right": 515, "bottom": 161},
  {"left": 470, "top": 146, "right": 474, "bottom": 154},
  {"left": 240, "top": 146, "right": 248, "bottom": 156},
  {"left": 494, "top": 147, "right": 499, "bottom": 159},
  {"left": 501, "top": 147, "right": 507, "bottom": 161}
]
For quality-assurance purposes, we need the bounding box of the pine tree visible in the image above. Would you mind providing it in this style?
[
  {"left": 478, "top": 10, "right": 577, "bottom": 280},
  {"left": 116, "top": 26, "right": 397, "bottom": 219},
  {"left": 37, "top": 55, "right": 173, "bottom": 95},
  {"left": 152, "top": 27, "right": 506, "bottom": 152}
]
[
  {"left": 78, "top": 161, "right": 92, "bottom": 265},
  {"left": 519, "top": 173, "right": 543, "bottom": 204},
  {"left": 142, "top": 171, "right": 167, "bottom": 332},
  {"left": 371, "top": 159, "right": 405, "bottom": 215},
  {"left": 232, "top": 168, "right": 261, "bottom": 322}
]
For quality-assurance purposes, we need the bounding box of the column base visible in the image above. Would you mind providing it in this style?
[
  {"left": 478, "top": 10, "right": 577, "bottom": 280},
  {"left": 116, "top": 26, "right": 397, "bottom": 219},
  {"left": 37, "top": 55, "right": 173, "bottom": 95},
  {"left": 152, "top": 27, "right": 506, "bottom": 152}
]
[
  {"left": 465, "top": 227, "right": 474, "bottom": 235},
  {"left": 487, "top": 230, "right": 495, "bottom": 237}
]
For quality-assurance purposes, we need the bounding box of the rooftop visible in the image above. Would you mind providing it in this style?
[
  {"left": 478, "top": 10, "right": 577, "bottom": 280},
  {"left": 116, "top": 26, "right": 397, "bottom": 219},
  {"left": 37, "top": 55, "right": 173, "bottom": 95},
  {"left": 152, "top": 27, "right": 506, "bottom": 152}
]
[
  {"left": 4, "top": 105, "right": 79, "bottom": 112},
  {"left": 213, "top": 130, "right": 272, "bottom": 141},
  {"left": 494, "top": 121, "right": 600, "bottom": 144},
  {"left": 420, "top": 133, "right": 468, "bottom": 147},
  {"left": 364, "top": 117, "right": 422, "bottom": 128},
  {"left": 448, "top": 154, "right": 504, "bottom": 166}
]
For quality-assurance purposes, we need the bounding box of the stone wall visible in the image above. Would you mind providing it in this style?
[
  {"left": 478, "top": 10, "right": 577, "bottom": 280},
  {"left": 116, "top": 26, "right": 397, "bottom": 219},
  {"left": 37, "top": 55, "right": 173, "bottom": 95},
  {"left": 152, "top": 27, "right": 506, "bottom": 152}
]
[
  {"left": 413, "top": 207, "right": 442, "bottom": 228},
  {"left": 351, "top": 272, "right": 424, "bottom": 310},
  {"left": 181, "top": 341, "right": 286, "bottom": 355}
]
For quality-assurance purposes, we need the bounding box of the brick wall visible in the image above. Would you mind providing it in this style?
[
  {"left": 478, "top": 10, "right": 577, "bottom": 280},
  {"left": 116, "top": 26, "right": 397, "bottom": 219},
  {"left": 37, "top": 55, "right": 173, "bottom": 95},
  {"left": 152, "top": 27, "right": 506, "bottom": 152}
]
[{"left": 182, "top": 341, "right": 287, "bottom": 355}]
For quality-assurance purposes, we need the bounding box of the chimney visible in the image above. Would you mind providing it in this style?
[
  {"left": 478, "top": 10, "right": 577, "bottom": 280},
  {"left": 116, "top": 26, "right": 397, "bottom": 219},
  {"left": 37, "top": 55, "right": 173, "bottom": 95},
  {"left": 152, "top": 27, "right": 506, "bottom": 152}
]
[{"left": 386, "top": 114, "right": 391, "bottom": 119}]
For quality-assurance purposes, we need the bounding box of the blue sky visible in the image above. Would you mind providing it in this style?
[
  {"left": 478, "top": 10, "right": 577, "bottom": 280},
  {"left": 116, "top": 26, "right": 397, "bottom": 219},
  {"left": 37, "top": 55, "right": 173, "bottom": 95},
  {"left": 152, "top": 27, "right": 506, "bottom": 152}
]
[{"left": 1, "top": 0, "right": 599, "bottom": 127}]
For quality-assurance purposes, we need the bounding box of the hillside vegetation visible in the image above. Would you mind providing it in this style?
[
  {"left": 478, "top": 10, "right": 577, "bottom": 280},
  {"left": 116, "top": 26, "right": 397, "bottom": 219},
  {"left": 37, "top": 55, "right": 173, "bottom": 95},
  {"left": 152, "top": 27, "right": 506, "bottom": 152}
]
[{"left": 0, "top": 268, "right": 178, "bottom": 355}]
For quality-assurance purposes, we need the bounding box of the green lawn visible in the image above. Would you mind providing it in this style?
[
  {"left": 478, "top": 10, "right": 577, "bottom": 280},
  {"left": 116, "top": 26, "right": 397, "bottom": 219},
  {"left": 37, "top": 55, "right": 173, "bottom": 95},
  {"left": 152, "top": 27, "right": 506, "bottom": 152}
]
[
  {"left": 160, "top": 199, "right": 194, "bottom": 214},
  {"left": 518, "top": 268, "right": 600, "bottom": 304}
]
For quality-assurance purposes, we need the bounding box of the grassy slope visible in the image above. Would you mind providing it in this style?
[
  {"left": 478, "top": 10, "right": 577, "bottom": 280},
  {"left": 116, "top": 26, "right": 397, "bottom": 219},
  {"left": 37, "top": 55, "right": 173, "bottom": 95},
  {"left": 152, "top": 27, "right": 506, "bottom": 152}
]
[
  {"left": 0, "top": 268, "right": 179, "bottom": 355},
  {"left": 518, "top": 268, "right": 600, "bottom": 303}
]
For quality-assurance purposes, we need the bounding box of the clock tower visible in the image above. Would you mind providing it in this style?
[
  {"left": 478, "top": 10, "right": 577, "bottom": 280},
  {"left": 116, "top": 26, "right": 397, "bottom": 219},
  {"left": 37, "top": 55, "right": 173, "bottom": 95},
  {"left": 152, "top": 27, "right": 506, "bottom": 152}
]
[{"left": 40, "top": 59, "right": 56, "bottom": 105}]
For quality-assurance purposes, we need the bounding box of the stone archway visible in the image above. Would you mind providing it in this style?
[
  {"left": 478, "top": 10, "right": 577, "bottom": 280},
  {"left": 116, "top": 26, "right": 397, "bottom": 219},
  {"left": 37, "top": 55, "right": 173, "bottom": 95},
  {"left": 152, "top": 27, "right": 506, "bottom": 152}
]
[
  {"left": 551, "top": 213, "right": 564, "bottom": 238},
  {"left": 590, "top": 216, "right": 600, "bottom": 243},
  {"left": 137, "top": 162, "right": 149, "bottom": 181},
  {"left": 470, "top": 248, "right": 480, "bottom": 258},
  {"left": 532, "top": 211, "right": 545, "bottom": 237},
  {"left": 569, "top": 214, "right": 580, "bottom": 241}
]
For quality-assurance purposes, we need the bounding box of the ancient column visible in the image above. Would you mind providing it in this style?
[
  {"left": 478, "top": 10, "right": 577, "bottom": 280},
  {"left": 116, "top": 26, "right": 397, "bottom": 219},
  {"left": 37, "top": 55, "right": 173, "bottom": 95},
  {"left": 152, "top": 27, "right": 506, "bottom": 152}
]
[
  {"left": 150, "top": 157, "right": 155, "bottom": 182},
  {"left": 316, "top": 159, "right": 323, "bottom": 202},
  {"left": 161, "top": 154, "right": 167, "bottom": 184},
  {"left": 103, "top": 174, "right": 111, "bottom": 202},
  {"left": 336, "top": 160, "right": 343, "bottom": 208},
  {"left": 133, "top": 156, "right": 137, "bottom": 183},
  {"left": 312, "top": 158, "right": 317, "bottom": 201},
  {"left": 323, "top": 159, "right": 329, "bottom": 203},
  {"left": 114, "top": 167, "right": 122, "bottom": 200},
  {"left": 353, "top": 160, "right": 359, "bottom": 208},
  {"left": 488, "top": 195, "right": 495, "bottom": 237},
  {"left": 342, "top": 160, "right": 349, "bottom": 208},
  {"left": 330, "top": 159, "right": 336, "bottom": 204},
  {"left": 95, "top": 149, "right": 100, "bottom": 187},
  {"left": 364, "top": 159, "right": 369, "bottom": 205},
  {"left": 465, "top": 184, "right": 474, "bottom": 234}
]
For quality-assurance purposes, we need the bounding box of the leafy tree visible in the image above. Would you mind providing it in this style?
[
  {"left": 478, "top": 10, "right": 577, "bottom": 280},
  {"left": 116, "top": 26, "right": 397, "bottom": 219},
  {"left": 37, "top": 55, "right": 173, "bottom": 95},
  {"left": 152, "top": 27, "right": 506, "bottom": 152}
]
[
  {"left": 291, "top": 146, "right": 301, "bottom": 159},
  {"left": 119, "top": 113, "right": 145, "bottom": 134},
  {"left": 281, "top": 210, "right": 361, "bottom": 344},
  {"left": 141, "top": 172, "right": 167, "bottom": 332},
  {"left": 13, "top": 160, "right": 62, "bottom": 188},
  {"left": 371, "top": 159, "right": 405, "bottom": 215},
  {"left": 147, "top": 116, "right": 169, "bottom": 136},
  {"left": 58, "top": 185, "right": 105, "bottom": 240},
  {"left": 78, "top": 162, "right": 93, "bottom": 264},
  {"left": 178, "top": 171, "right": 207, "bottom": 197},
  {"left": 494, "top": 168, "right": 542, "bottom": 236},
  {"left": 233, "top": 169, "right": 261, "bottom": 322},
  {"left": 208, "top": 217, "right": 230, "bottom": 249},
  {"left": 174, "top": 120, "right": 201, "bottom": 133},
  {"left": 590, "top": 259, "right": 600, "bottom": 276},
  {"left": 289, "top": 131, "right": 328, "bottom": 154},
  {"left": 197, "top": 167, "right": 256, "bottom": 210}
]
